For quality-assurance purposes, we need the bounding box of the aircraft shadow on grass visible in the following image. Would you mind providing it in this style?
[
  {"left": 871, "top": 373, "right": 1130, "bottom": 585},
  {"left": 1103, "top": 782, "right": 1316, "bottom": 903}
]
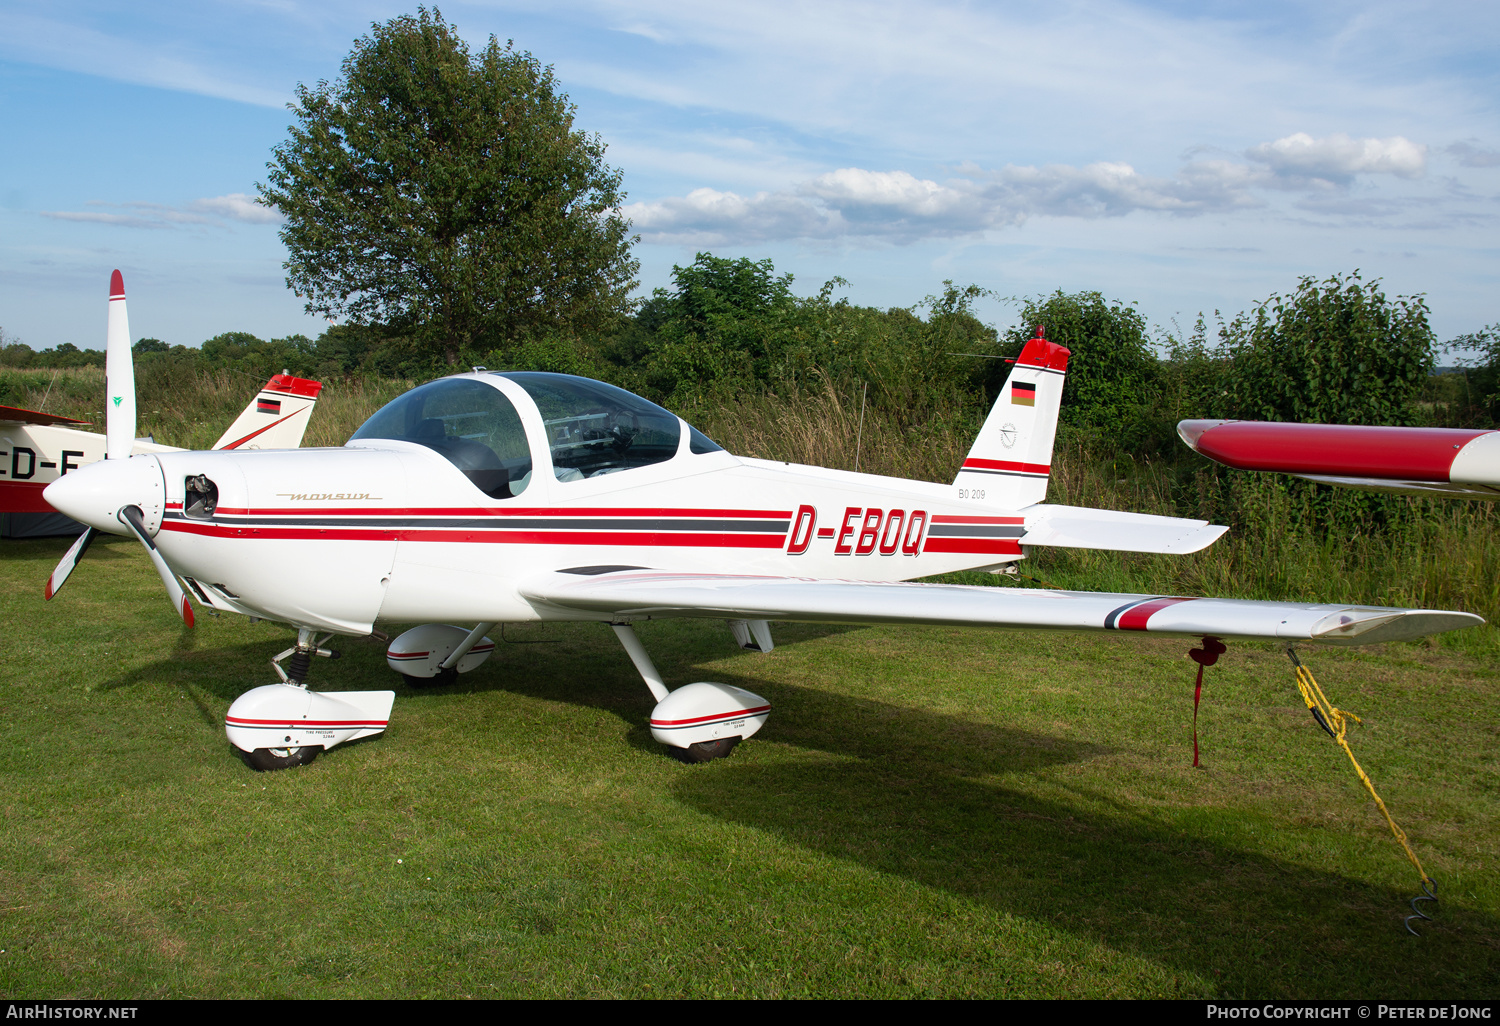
[{"left": 665, "top": 722, "right": 1496, "bottom": 996}]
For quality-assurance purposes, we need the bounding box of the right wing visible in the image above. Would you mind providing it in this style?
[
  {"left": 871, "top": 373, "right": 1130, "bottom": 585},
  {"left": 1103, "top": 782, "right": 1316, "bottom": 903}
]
[{"left": 520, "top": 569, "right": 1482, "bottom": 647}]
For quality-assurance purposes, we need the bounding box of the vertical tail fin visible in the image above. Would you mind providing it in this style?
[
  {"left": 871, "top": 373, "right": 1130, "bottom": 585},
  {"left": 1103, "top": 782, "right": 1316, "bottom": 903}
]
[
  {"left": 952, "top": 327, "right": 1070, "bottom": 508},
  {"left": 212, "top": 373, "right": 324, "bottom": 450}
]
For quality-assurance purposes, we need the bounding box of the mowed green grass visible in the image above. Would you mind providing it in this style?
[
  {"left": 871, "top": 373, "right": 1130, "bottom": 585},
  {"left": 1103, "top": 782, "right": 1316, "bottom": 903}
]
[{"left": 2, "top": 537, "right": 1498, "bottom": 999}]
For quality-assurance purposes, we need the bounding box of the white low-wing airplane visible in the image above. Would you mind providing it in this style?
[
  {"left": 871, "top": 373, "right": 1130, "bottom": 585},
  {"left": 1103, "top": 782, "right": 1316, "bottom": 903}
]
[
  {"left": 3, "top": 271, "right": 323, "bottom": 518},
  {"left": 41, "top": 279, "right": 1483, "bottom": 771},
  {"left": 1178, "top": 419, "right": 1500, "bottom": 499}
]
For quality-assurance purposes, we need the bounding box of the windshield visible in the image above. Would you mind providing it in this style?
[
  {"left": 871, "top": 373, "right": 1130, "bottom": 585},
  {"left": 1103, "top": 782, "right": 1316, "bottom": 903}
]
[
  {"left": 349, "top": 378, "right": 532, "bottom": 498},
  {"left": 501, "top": 372, "right": 683, "bottom": 481}
]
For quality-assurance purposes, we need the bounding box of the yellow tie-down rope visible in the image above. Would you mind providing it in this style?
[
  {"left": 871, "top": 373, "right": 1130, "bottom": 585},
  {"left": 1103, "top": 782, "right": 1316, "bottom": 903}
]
[{"left": 1284, "top": 647, "right": 1439, "bottom": 935}]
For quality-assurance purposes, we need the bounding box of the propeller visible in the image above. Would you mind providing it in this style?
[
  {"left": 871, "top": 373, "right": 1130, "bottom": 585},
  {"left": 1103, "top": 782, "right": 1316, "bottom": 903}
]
[
  {"left": 43, "top": 271, "right": 194, "bottom": 626},
  {"left": 118, "top": 504, "right": 194, "bottom": 627}
]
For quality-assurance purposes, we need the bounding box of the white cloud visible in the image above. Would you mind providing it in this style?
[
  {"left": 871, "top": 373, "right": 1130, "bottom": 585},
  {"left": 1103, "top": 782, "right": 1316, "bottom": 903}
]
[
  {"left": 625, "top": 129, "right": 1469, "bottom": 246},
  {"left": 40, "top": 196, "right": 283, "bottom": 230},
  {"left": 1246, "top": 132, "right": 1427, "bottom": 183},
  {"left": 626, "top": 158, "right": 1269, "bottom": 244},
  {"left": 189, "top": 194, "right": 284, "bottom": 224}
]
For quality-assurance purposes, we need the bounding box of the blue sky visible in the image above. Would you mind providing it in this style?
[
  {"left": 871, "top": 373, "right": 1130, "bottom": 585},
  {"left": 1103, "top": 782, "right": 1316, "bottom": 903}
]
[{"left": 1, "top": 1, "right": 1497, "bottom": 352}]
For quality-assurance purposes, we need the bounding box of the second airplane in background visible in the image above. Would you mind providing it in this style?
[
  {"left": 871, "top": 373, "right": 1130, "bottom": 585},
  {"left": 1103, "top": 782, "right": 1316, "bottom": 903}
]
[{"left": 1, "top": 271, "right": 322, "bottom": 517}]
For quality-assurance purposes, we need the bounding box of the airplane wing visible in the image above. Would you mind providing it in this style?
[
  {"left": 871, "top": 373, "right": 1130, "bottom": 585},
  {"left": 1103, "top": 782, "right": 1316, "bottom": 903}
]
[
  {"left": 1178, "top": 419, "right": 1500, "bottom": 500},
  {"left": 519, "top": 569, "right": 1482, "bottom": 647},
  {"left": 0, "top": 405, "right": 91, "bottom": 427}
]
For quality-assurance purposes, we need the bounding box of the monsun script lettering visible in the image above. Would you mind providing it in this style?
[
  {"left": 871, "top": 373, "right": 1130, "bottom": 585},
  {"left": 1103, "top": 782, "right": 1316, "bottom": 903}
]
[{"left": 275, "top": 493, "right": 380, "bottom": 501}]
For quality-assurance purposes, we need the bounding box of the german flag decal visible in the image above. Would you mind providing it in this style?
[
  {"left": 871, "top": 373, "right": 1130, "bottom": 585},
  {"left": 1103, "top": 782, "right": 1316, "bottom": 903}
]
[
  {"left": 257, "top": 397, "right": 282, "bottom": 415},
  {"left": 1011, "top": 382, "right": 1036, "bottom": 406}
]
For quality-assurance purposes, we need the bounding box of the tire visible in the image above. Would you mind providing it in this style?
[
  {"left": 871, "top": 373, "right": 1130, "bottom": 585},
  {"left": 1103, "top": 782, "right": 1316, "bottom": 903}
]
[
  {"left": 401, "top": 667, "right": 458, "bottom": 690},
  {"left": 669, "top": 736, "right": 740, "bottom": 764},
  {"left": 246, "top": 745, "right": 322, "bottom": 772}
]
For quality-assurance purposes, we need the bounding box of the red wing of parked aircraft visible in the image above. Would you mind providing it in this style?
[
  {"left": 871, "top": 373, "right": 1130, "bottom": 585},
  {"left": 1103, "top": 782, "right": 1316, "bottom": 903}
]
[{"left": 1178, "top": 419, "right": 1500, "bottom": 499}]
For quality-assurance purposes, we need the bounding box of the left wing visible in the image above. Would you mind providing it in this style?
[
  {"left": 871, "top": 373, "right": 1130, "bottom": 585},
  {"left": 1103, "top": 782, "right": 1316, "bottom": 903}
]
[
  {"left": 0, "top": 405, "right": 92, "bottom": 427},
  {"left": 520, "top": 569, "right": 1482, "bottom": 647}
]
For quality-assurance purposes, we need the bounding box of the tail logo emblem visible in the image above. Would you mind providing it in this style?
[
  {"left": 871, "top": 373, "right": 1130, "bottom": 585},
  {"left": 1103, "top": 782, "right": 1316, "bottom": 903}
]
[
  {"left": 998, "top": 423, "right": 1017, "bottom": 449},
  {"left": 112, "top": 396, "right": 122, "bottom": 407}
]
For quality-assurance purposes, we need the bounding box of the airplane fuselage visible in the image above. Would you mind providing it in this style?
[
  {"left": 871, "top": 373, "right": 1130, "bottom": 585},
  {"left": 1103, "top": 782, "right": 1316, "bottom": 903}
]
[{"left": 145, "top": 439, "right": 1027, "bottom": 634}]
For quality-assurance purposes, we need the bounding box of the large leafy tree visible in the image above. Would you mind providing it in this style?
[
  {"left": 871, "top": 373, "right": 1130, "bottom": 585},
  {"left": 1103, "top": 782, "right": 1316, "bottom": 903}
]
[{"left": 259, "top": 8, "right": 638, "bottom": 364}]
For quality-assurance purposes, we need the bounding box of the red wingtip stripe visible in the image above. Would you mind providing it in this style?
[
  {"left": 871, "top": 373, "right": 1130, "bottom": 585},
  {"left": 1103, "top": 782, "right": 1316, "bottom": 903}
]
[
  {"left": 109, "top": 270, "right": 125, "bottom": 299},
  {"left": 44, "top": 578, "right": 55, "bottom": 601},
  {"left": 182, "top": 597, "right": 195, "bottom": 628}
]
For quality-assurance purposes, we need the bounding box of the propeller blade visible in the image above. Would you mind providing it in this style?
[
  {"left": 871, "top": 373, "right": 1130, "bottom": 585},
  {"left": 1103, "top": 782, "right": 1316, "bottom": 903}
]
[
  {"left": 105, "top": 270, "right": 136, "bottom": 460},
  {"left": 117, "top": 505, "right": 194, "bottom": 627},
  {"left": 43, "top": 527, "right": 96, "bottom": 600}
]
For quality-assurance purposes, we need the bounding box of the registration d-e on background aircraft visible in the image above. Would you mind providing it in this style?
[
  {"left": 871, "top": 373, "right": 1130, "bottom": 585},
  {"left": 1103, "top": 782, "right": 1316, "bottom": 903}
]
[{"left": 40, "top": 274, "right": 1482, "bottom": 774}]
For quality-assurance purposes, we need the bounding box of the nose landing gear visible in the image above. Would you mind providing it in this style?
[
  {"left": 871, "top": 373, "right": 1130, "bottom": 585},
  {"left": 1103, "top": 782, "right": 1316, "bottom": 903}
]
[{"left": 225, "top": 627, "right": 395, "bottom": 771}]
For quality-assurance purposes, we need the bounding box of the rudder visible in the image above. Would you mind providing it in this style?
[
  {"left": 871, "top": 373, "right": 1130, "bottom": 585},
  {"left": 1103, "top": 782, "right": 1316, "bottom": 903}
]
[{"left": 952, "top": 327, "right": 1069, "bottom": 508}]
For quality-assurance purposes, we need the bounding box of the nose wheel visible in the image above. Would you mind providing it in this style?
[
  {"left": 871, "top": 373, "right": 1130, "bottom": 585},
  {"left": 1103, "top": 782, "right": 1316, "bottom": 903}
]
[{"left": 244, "top": 744, "right": 321, "bottom": 771}]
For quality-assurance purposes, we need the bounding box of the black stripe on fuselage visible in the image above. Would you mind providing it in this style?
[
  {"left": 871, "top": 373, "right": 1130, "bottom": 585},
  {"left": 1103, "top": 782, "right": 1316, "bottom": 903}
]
[{"left": 925, "top": 525, "right": 1026, "bottom": 538}]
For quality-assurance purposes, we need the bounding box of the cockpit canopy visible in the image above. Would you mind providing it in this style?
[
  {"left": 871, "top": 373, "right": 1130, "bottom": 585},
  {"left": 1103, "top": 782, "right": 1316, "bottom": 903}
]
[{"left": 348, "top": 372, "right": 722, "bottom": 498}]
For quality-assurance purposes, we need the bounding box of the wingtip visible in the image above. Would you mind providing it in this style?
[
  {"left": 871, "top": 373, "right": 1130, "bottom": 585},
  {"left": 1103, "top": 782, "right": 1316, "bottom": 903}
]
[
  {"left": 44, "top": 579, "right": 55, "bottom": 601},
  {"left": 1177, "top": 419, "right": 1231, "bottom": 453},
  {"left": 109, "top": 269, "right": 125, "bottom": 299},
  {"left": 181, "top": 596, "right": 195, "bottom": 628}
]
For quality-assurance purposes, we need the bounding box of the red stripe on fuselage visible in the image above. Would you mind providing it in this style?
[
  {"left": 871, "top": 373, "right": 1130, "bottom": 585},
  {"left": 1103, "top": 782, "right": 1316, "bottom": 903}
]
[
  {"left": 208, "top": 505, "right": 794, "bottom": 518},
  {"left": 160, "top": 521, "right": 788, "bottom": 548},
  {"left": 0, "top": 480, "right": 59, "bottom": 514},
  {"left": 921, "top": 537, "right": 1022, "bottom": 555}
]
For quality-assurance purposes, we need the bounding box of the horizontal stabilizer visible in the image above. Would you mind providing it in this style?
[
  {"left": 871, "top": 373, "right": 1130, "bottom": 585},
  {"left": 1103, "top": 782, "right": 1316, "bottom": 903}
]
[
  {"left": 1020, "top": 504, "right": 1227, "bottom": 554},
  {"left": 520, "top": 569, "right": 1482, "bottom": 647}
]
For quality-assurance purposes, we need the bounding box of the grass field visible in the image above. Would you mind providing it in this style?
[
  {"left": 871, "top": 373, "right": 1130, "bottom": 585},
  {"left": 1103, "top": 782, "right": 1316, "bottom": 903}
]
[{"left": 2, "top": 536, "right": 1497, "bottom": 999}]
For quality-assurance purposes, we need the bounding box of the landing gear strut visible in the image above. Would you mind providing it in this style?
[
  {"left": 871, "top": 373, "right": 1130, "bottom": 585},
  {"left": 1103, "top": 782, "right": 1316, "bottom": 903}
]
[
  {"left": 224, "top": 628, "right": 394, "bottom": 772},
  {"left": 610, "top": 622, "right": 771, "bottom": 763}
]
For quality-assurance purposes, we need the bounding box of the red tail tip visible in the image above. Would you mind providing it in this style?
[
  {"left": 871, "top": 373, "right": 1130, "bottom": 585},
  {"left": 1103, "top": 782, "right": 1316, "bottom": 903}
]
[{"left": 109, "top": 270, "right": 125, "bottom": 298}]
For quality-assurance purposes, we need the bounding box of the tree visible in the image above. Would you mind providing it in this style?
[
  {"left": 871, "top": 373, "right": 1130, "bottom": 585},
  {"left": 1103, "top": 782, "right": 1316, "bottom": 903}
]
[
  {"left": 1001, "top": 291, "right": 1158, "bottom": 430},
  {"left": 259, "top": 7, "right": 638, "bottom": 365},
  {"left": 1218, "top": 272, "right": 1434, "bottom": 425}
]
